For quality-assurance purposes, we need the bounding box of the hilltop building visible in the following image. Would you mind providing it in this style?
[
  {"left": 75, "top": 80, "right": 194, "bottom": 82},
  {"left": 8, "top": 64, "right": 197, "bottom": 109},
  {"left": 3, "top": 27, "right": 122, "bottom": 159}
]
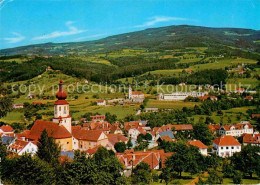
[{"left": 128, "top": 85, "right": 144, "bottom": 103}]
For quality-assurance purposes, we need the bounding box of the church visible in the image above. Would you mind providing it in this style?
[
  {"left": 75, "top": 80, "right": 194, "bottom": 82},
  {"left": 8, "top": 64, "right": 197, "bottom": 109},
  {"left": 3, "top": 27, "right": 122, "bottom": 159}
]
[
  {"left": 26, "top": 80, "right": 73, "bottom": 151},
  {"left": 128, "top": 85, "right": 144, "bottom": 103}
]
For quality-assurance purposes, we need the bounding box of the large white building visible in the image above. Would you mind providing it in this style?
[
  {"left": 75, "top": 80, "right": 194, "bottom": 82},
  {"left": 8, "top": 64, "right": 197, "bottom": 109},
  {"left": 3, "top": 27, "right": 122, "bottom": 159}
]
[
  {"left": 219, "top": 122, "right": 254, "bottom": 137},
  {"left": 213, "top": 135, "right": 241, "bottom": 157},
  {"left": 8, "top": 140, "right": 38, "bottom": 156},
  {"left": 128, "top": 85, "right": 144, "bottom": 102},
  {"left": 158, "top": 92, "right": 208, "bottom": 101}
]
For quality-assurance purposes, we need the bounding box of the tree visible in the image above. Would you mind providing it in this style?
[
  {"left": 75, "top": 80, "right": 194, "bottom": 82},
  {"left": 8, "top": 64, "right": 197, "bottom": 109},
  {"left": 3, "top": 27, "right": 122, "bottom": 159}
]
[
  {"left": 105, "top": 112, "right": 117, "bottom": 123},
  {"left": 127, "top": 138, "right": 133, "bottom": 149},
  {"left": 165, "top": 143, "right": 201, "bottom": 177},
  {"left": 193, "top": 122, "right": 213, "bottom": 145},
  {"left": 233, "top": 170, "right": 243, "bottom": 184},
  {"left": 231, "top": 145, "right": 260, "bottom": 178},
  {"left": 206, "top": 169, "right": 223, "bottom": 184},
  {"left": 144, "top": 133, "right": 152, "bottom": 141},
  {"left": 114, "top": 142, "right": 127, "bottom": 153},
  {"left": 37, "top": 129, "right": 60, "bottom": 166},
  {"left": 1, "top": 154, "right": 55, "bottom": 184},
  {"left": 131, "top": 162, "right": 152, "bottom": 184},
  {"left": 0, "top": 97, "right": 13, "bottom": 118}
]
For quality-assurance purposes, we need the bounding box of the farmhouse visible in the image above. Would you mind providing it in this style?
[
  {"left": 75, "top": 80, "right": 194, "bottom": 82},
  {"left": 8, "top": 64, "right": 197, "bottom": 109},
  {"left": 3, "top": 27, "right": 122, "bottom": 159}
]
[
  {"left": 97, "top": 99, "right": 106, "bottom": 106},
  {"left": 242, "top": 133, "right": 260, "bottom": 146},
  {"left": 12, "top": 103, "right": 24, "bottom": 109},
  {"left": 8, "top": 140, "right": 38, "bottom": 156},
  {"left": 213, "top": 135, "right": 241, "bottom": 157},
  {"left": 187, "top": 140, "right": 208, "bottom": 156}
]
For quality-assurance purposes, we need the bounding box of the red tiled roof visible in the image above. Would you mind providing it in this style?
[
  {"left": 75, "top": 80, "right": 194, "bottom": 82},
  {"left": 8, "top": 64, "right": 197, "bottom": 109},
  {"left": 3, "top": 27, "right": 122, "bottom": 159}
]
[
  {"left": 26, "top": 120, "right": 72, "bottom": 140},
  {"left": 246, "top": 96, "right": 253, "bottom": 100},
  {"left": 124, "top": 121, "right": 139, "bottom": 131},
  {"left": 208, "top": 124, "right": 221, "bottom": 132},
  {"left": 60, "top": 155, "right": 72, "bottom": 163},
  {"left": 220, "top": 123, "right": 253, "bottom": 131},
  {"left": 116, "top": 150, "right": 166, "bottom": 169},
  {"left": 242, "top": 134, "right": 260, "bottom": 144},
  {"left": 32, "top": 101, "right": 42, "bottom": 105},
  {"left": 72, "top": 127, "right": 104, "bottom": 141},
  {"left": 187, "top": 140, "right": 208, "bottom": 149},
  {"left": 252, "top": 114, "right": 260, "bottom": 119},
  {"left": 199, "top": 96, "right": 217, "bottom": 101},
  {"left": 213, "top": 135, "right": 241, "bottom": 146},
  {"left": 106, "top": 134, "right": 128, "bottom": 145},
  {"left": 16, "top": 130, "right": 30, "bottom": 139},
  {"left": 97, "top": 100, "right": 105, "bottom": 103},
  {"left": 172, "top": 124, "right": 193, "bottom": 131},
  {"left": 86, "top": 145, "right": 103, "bottom": 155},
  {"left": 0, "top": 125, "right": 14, "bottom": 132},
  {"left": 132, "top": 91, "right": 144, "bottom": 95},
  {"left": 9, "top": 139, "right": 30, "bottom": 150},
  {"left": 160, "top": 135, "right": 172, "bottom": 142},
  {"left": 90, "top": 115, "right": 106, "bottom": 121}
]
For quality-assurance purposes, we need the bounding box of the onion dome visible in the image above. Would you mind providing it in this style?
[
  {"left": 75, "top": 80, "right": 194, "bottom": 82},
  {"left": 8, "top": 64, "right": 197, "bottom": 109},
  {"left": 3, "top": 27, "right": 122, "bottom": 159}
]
[{"left": 56, "top": 80, "right": 67, "bottom": 100}]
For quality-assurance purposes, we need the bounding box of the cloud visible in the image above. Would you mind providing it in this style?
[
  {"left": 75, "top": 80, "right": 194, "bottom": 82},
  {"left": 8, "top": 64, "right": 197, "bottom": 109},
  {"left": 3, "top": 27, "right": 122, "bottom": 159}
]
[
  {"left": 74, "top": 34, "right": 106, "bottom": 41},
  {"left": 3, "top": 32, "right": 25, "bottom": 43},
  {"left": 0, "top": 0, "right": 14, "bottom": 10},
  {"left": 134, "top": 16, "right": 189, "bottom": 28},
  {"left": 32, "top": 21, "right": 86, "bottom": 40}
]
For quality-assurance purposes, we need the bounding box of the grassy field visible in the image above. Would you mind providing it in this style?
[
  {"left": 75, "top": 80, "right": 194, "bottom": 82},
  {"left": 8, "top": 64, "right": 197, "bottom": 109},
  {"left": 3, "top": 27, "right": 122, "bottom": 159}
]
[
  {"left": 190, "top": 106, "right": 255, "bottom": 124},
  {"left": 226, "top": 78, "right": 259, "bottom": 91},
  {"left": 190, "top": 58, "right": 257, "bottom": 71},
  {"left": 0, "top": 111, "right": 24, "bottom": 123},
  {"left": 146, "top": 100, "right": 201, "bottom": 109}
]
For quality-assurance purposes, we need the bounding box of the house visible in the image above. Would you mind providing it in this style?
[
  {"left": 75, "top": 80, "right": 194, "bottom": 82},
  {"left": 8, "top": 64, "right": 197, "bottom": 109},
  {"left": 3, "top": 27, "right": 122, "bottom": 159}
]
[
  {"left": 90, "top": 115, "right": 106, "bottom": 122},
  {"left": 86, "top": 145, "right": 103, "bottom": 157},
  {"left": 12, "top": 103, "right": 24, "bottom": 109},
  {"left": 107, "top": 134, "right": 128, "bottom": 151},
  {"left": 199, "top": 95, "right": 218, "bottom": 101},
  {"left": 110, "top": 125, "right": 123, "bottom": 134},
  {"left": 187, "top": 140, "right": 208, "bottom": 156},
  {"left": 0, "top": 125, "right": 14, "bottom": 134},
  {"left": 246, "top": 96, "right": 253, "bottom": 100},
  {"left": 219, "top": 122, "right": 253, "bottom": 137},
  {"left": 128, "top": 127, "right": 146, "bottom": 140},
  {"left": 213, "top": 135, "right": 241, "bottom": 157},
  {"left": 83, "top": 121, "right": 113, "bottom": 134},
  {"left": 152, "top": 124, "right": 193, "bottom": 136},
  {"left": 252, "top": 114, "right": 260, "bottom": 119},
  {"left": 145, "top": 108, "right": 159, "bottom": 112},
  {"left": 208, "top": 124, "right": 221, "bottom": 135},
  {"left": 72, "top": 126, "right": 109, "bottom": 151},
  {"left": 97, "top": 100, "right": 106, "bottom": 106},
  {"left": 157, "top": 135, "right": 174, "bottom": 143},
  {"left": 25, "top": 80, "right": 73, "bottom": 151},
  {"left": 116, "top": 150, "right": 172, "bottom": 173},
  {"left": 32, "top": 101, "right": 43, "bottom": 105},
  {"left": 242, "top": 133, "right": 260, "bottom": 146},
  {"left": 156, "top": 131, "right": 175, "bottom": 142},
  {"left": 8, "top": 140, "right": 38, "bottom": 156},
  {"left": 235, "top": 88, "right": 245, "bottom": 93}
]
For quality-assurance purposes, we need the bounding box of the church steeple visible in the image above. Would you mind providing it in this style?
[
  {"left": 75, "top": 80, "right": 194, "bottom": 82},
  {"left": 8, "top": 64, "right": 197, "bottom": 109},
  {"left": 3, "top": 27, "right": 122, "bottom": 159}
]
[{"left": 52, "top": 80, "right": 71, "bottom": 133}]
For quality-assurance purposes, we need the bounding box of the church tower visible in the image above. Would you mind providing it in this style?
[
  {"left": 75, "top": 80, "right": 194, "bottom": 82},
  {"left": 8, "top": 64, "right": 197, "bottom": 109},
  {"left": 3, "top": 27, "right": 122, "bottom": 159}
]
[
  {"left": 128, "top": 85, "right": 132, "bottom": 99},
  {"left": 53, "top": 80, "right": 71, "bottom": 133}
]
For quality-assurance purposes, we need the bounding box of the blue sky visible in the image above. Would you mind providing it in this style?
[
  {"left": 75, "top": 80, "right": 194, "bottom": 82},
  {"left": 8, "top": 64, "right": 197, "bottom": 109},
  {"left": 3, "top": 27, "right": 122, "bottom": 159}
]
[{"left": 0, "top": 0, "right": 259, "bottom": 49}]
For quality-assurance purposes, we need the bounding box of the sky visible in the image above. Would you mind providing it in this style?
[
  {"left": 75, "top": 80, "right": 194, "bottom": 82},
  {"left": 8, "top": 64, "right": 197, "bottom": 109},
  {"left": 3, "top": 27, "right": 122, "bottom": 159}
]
[{"left": 0, "top": 0, "right": 259, "bottom": 49}]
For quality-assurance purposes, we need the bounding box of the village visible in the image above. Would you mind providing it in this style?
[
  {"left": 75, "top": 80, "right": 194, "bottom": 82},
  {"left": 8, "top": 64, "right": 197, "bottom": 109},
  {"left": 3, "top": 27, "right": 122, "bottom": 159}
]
[{"left": 1, "top": 80, "right": 259, "bottom": 180}]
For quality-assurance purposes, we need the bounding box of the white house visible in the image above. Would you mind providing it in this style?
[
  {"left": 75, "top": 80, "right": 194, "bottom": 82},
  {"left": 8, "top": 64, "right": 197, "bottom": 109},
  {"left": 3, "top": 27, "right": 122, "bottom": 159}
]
[
  {"left": 187, "top": 140, "right": 208, "bottom": 156},
  {"left": 97, "top": 100, "right": 106, "bottom": 106},
  {"left": 0, "top": 125, "right": 14, "bottom": 134},
  {"left": 219, "top": 122, "right": 254, "bottom": 137},
  {"left": 213, "top": 135, "right": 241, "bottom": 157},
  {"left": 8, "top": 140, "right": 38, "bottom": 156}
]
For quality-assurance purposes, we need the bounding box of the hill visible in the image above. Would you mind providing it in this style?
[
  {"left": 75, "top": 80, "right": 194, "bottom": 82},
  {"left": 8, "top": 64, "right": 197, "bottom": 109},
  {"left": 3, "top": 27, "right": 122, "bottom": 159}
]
[{"left": 1, "top": 25, "right": 260, "bottom": 56}]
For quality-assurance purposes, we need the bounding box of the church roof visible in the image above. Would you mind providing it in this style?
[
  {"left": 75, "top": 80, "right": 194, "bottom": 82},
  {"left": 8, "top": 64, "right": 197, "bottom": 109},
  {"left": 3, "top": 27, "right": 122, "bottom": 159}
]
[{"left": 26, "top": 120, "right": 72, "bottom": 140}]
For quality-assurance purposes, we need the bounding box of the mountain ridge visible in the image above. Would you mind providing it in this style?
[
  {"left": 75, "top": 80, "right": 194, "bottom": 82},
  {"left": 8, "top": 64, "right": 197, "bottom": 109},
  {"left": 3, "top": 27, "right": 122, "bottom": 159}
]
[{"left": 1, "top": 25, "right": 260, "bottom": 56}]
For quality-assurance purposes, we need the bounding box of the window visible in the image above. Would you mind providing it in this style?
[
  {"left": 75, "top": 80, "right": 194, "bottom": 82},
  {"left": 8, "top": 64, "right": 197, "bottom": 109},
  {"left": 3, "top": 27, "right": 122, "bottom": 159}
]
[
  {"left": 231, "top": 147, "right": 234, "bottom": 149},
  {"left": 67, "top": 142, "right": 69, "bottom": 144},
  {"left": 221, "top": 147, "right": 223, "bottom": 149},
  {"left": 226, "top": 147, "right": 229, "bottom": 149}
]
